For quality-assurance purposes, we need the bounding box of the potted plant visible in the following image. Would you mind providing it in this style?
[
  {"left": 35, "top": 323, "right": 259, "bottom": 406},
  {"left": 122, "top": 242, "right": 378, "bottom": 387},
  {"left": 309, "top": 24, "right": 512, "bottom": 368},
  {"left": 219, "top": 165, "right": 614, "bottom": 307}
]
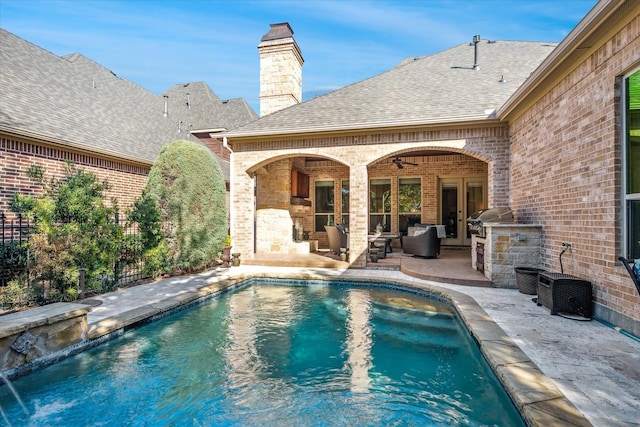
[{"left": 221, "top": 235, "right": 232, "bottom": 267}]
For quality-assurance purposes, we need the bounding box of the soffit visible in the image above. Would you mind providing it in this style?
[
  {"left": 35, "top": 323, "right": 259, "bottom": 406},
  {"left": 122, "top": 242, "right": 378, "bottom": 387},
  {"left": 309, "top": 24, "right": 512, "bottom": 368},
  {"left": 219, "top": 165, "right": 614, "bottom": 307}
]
[{"left": 498, "top": 0, "right": 640, "bottom": 122}]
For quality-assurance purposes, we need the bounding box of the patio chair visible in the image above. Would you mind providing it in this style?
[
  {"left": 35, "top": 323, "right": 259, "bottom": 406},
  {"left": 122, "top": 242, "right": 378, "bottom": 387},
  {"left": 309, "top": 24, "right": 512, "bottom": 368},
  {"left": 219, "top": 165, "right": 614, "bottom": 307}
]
[
  {"left": 324, "top": 225, "right": 348, "bottom": 255},
  {"left": 402, "top": 226, "right": 441, "bottom": 258},
  {"left": 401, "top": 224, "right": 433, "bottom": 248}
]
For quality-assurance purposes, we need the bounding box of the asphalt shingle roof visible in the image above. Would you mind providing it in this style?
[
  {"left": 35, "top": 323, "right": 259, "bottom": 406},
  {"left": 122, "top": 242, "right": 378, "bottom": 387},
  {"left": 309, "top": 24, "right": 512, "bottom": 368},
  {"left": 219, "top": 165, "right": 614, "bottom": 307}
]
[
  {"left": 225, "top": 39, "right": 557, "bottom": 138},
  {"left": 0, "top": 29, "right": 257, "bottom": 165}
]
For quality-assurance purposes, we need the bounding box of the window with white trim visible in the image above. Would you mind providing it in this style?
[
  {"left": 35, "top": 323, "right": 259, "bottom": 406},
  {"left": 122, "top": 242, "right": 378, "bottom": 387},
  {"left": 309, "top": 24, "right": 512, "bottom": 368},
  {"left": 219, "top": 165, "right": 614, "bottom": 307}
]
[
  {"left": 624, "top": 68, "right": 640, "bottom": 259},
  {"left": 398, "top": 177, "right": 421, "bottom": 235},
  {"left": 369, "top": 178, "right": 391, "bottom": 233},
  {"left": 341, "top": 179, "right": 349, "bottom": 226},
  {"left": 315, "top": 180, "right": 334, "bottom": 232}
]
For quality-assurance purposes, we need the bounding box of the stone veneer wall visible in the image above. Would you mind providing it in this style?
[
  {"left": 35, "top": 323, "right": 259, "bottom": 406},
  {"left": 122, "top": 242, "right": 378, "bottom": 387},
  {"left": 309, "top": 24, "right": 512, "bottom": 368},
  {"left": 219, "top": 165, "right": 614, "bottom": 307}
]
[
  {"left": 258, "top": 35, "right": 303, "bottom": 117},
  {"left": 0, "top": 136, "right": 149, "bottom": 217},
  {"left": 508, "top": 14, "right": 640, "bottom": 329},
  {"left": 0, "top": 303, "right": 91, "bottom": 373},
  {"left": 476, "top": 224, "right": 542, "bottom": 288}
]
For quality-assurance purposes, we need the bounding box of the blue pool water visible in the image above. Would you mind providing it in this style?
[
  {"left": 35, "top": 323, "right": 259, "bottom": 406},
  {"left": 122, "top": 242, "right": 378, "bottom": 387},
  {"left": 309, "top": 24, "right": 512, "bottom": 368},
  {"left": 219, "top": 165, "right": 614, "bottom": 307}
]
[{"left": 1, "top": 281, "right": 524, "bottom": 426}]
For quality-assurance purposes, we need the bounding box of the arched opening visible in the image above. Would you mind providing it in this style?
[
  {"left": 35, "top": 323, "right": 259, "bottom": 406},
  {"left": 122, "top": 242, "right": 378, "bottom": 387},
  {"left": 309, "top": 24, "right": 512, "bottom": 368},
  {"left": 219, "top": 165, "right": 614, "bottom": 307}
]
[
  {"left": 246, "top": 153, "right": 350, "bottom": 256},
  {"left": 367, "top": 148, "right": 489, "bottom": 247}
]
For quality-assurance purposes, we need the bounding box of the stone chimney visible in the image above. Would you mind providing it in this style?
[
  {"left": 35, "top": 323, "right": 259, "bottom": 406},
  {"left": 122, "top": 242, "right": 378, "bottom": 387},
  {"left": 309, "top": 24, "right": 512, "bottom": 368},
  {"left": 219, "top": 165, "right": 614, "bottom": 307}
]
[{"left": 258, "top": 22, "right": 304, "bottom": 117}]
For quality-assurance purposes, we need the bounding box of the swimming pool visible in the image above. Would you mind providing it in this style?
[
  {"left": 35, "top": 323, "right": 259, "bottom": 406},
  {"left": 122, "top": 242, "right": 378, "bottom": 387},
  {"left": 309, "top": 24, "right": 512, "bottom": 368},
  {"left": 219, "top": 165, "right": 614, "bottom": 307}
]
[{"left": 1, "top": 280, "right": 524, "bottom": 426}]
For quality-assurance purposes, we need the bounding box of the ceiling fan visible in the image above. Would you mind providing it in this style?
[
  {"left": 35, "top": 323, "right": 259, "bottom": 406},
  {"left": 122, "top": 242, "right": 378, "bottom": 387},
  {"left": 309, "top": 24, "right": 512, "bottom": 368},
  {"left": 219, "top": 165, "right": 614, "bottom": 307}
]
[{"left": 391, "top": 156, "right": 418, "bottom": 169}]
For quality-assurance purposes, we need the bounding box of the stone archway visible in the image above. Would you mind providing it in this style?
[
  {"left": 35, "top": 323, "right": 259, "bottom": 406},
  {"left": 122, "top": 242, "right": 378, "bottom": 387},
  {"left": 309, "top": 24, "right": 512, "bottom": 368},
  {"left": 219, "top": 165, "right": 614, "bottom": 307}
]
[
  {"left": 234, "top": 153, "right": 352, "bottom": 258},
  {"left": 229, "top": 131, "right": 507, "bottom": 268}
]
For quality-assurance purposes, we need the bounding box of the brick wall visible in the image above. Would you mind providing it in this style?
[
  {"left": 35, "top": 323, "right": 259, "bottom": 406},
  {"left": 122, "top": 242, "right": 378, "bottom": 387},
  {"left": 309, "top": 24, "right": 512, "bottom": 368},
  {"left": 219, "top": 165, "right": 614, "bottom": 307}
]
[
  {"left": 1, "top": 136, "right": 149, "bottom": 218},
  {"left": 198, "top": 136, "right": 230, "bottom": 161},
  {"left": 509, "top": 15, "right": 640, "bottom": 323}
]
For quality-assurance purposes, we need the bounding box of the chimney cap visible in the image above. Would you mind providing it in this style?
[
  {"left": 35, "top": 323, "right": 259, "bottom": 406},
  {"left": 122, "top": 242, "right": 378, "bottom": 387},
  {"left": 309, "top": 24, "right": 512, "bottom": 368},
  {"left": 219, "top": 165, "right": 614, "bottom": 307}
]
[{"left": 261, "top": 22, "right": 294, "bottom": 42}]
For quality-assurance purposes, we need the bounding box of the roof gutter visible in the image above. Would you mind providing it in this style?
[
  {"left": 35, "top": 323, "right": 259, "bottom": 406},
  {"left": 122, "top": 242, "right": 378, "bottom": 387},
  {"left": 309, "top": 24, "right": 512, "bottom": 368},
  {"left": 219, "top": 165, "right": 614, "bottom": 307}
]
[
  {"left": 0, "top": 124, "right": 153, "bottom": 167},
  {"left": 497, "top": 0, "right": 630, "bottom": 121},
  {"left": 189, "top": 127, "right": 227, "bottom": 136},
  {"left": 221, "top": 112, "right": 501, "bottom": 140}
]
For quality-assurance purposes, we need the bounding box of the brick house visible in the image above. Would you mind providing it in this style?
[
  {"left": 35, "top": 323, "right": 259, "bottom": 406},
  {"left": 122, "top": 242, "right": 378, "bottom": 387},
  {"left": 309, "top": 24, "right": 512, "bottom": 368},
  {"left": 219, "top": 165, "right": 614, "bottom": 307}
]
[
  {"left": 224, "top": 1, "right": 640, "bottom": 335},
  {"left": 0, "top": 28, "right": 257, "bottom": 218}
]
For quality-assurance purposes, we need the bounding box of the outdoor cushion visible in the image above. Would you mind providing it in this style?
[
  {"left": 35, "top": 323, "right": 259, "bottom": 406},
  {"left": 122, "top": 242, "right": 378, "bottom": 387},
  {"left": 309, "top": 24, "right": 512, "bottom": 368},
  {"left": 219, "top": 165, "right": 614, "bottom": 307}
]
[{"left": 403, "top": 226, "right": 441, "bottom": 258}]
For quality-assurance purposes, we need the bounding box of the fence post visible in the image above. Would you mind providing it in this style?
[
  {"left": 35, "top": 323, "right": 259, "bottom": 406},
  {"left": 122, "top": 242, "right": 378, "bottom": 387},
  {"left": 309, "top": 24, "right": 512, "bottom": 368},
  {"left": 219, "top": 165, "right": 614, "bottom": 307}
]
[
  {"left": 1, "top": 212, "right": 5, "bottom": 287},
  {"left": 78, "top": 268, "right": 86, "bottom": 299},
  {"left": 16, "top": 213, "right": 22, "bottom": 283},
  {"left": 26, "top": 214, "right": 31, "bottom": 284},
  {"left": 114, "top": 211, "right": 120, "bottom": 287}
]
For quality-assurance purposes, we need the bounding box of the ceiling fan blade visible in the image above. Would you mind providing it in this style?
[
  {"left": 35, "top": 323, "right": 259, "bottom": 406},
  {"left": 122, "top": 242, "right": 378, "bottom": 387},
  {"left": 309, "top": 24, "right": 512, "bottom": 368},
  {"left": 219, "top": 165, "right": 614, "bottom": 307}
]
[{"left": 391, "top": 156, "right": 417, "bottom": 168}]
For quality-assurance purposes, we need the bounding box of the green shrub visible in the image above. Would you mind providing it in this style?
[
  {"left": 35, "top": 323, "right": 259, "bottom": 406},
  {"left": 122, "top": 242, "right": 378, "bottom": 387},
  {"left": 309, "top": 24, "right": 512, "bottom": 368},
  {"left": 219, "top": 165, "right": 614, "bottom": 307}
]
[
  {"left": 0, "top": 279, "right": 35, "bottom": 307},
  {"left": 12, "top": 163, "right": 121, "bottom": 303},
  {"left": 145, "top": 140, "right": 227, "bottom": 273},
  {"left": 9, "top": 193, "right": 37, "bottom": 213},
  {"left": 142, "top": 241, "right": 169, "bottom": 278},
  {"left": 128, "top": 190, "right": 164, "bottom": 251},
  {"left": 0, "top": 240, "right": 30, "bottom": 284}
]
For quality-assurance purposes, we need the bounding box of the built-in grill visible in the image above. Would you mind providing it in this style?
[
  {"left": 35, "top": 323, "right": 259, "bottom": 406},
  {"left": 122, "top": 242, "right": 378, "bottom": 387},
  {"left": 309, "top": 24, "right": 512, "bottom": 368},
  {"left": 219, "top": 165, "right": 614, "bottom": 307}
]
[{"left": 467, "top": 207, "right": 513, "bottom": 238}]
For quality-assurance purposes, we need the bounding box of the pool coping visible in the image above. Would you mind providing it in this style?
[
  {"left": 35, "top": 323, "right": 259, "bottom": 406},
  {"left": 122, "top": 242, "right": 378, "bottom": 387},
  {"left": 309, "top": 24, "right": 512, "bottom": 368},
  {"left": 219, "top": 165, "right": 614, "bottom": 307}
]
[{"left": 2, "top": 270, "right": 592, "bottom": 427}]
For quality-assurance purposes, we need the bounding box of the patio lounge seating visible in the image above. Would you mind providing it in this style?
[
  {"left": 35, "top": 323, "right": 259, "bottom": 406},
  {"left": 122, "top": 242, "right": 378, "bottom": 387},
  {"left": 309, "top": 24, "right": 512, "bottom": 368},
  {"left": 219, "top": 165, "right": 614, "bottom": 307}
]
[
  {"left": 402, "top": 226, "right": 441, "bottom": 258},
  {"left": 325, "top": 225, "right": 348, "bottom": 255}
]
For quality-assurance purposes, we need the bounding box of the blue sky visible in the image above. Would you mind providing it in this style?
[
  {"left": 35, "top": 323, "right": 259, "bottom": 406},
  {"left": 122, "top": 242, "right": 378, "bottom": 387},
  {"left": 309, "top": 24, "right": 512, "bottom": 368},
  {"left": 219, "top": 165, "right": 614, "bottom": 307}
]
[{"left": 1, "top": 0, "right": 596, "bottom": 113}]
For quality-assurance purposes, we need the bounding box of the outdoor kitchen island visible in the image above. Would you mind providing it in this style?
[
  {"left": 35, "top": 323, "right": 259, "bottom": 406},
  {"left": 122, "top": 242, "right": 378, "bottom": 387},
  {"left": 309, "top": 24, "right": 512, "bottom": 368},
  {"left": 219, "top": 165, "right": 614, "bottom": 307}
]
[{"left": 471, "top": 224, "right": 543, "bottom": 288}]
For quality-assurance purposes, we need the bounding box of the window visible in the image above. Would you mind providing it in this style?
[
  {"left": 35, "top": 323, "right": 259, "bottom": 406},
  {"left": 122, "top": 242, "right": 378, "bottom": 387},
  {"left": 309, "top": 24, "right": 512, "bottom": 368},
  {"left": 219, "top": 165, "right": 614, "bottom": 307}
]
[
  {"left": 315, "top": 180, "right": 334, "bottom": 232},
  {"left": 466, "top": 181, "right": 485, "bottom": 238},
  {"left": 370, "top": 178, "right": 391, "bottom": 233},
  {"left": 341, "top": 179, "right": 349, "bottom": 226},
  {"left": 624, "top": 69, "right": 640, "bottom": 259},
  {"left": 398, "top": 178, "right": 421, "bottom": 235}
]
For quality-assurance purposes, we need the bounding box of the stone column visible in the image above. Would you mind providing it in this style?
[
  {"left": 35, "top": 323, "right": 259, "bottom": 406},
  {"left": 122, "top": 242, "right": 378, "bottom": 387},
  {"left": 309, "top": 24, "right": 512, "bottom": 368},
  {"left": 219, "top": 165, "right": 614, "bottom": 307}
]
[
  {"left": 230, "top": 164, "right": 255, "bottom": 256},
  {"left": 349, "top": 164, "right": 369, "bottom": 267}
]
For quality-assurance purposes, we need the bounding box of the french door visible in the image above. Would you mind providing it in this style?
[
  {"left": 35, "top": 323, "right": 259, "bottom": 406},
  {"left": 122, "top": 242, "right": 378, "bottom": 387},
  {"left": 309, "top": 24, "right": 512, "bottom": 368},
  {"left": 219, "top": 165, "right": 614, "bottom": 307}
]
[{"left": 439, "top": 177, "right": 486, "bottom": 246}]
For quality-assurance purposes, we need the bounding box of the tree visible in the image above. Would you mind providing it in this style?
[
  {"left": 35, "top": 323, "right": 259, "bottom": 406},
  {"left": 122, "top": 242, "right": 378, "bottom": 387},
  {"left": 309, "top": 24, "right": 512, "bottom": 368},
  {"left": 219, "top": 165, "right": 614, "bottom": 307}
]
[{"left": 145, "top": 140, "right": 228, "bottom": 273}]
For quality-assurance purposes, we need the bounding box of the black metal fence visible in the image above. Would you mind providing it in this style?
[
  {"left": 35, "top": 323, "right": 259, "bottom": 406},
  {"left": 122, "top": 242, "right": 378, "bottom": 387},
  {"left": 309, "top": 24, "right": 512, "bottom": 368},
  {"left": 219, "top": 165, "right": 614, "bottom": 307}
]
[
  {"left": 1, "top": 212, "right": 32, "bottom": 287},
  {"left": 114, "top": 211, "right": 146, "bottom": 286},
  {"left": 1, "top": 211, "right": 151, "bottom": 288}
]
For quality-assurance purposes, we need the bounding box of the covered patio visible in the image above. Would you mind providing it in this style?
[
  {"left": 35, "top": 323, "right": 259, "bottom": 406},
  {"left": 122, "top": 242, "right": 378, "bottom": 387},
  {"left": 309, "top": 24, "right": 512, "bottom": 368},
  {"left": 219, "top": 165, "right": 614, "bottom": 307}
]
[
  {"left": 229, "top": 147, "right": 496, "bottom": 269},
  {"left": 243, "top": 246, "right": 490, "bottom": 287}
]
